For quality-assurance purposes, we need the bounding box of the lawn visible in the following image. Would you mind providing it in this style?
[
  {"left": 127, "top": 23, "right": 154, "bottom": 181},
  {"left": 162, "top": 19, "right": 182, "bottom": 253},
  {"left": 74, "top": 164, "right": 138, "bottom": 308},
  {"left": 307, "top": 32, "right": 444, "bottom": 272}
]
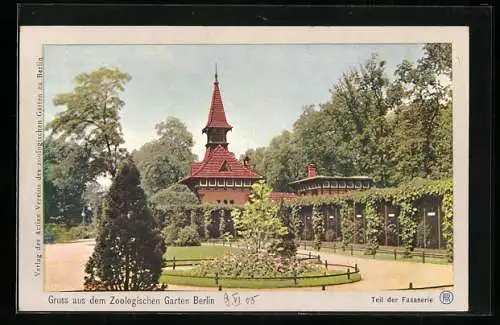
[
  {"left": 316, "top": 247, "right": 450, "bottom": 265},
  {"left": 164, "top": 245, "right": 241, "bottom": 260},
  {"left": 160, "top": 270, "right": 362, "bottom": 289}
]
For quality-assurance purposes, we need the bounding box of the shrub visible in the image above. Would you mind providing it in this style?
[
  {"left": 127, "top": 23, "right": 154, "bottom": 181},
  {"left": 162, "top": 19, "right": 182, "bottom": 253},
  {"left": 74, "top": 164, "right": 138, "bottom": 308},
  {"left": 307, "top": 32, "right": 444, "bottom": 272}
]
[
  {"left": 175, "top": 225, "right": 201, "bottom": 247},
  {"left": 163, "top": 223, "right": 179, "bottom": 246}
]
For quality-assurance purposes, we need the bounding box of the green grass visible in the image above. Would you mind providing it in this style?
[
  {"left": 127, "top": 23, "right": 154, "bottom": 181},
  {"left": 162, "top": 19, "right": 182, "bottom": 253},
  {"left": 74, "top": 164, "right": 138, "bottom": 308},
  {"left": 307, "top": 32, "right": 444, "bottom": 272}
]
[
  {"left": 164, "top": 245, "right": 241, "bottom": 260},
  {"left": 316, "top": 247, "right": 450, "bottom": 265},
  {"left": 160, "top": 270, "right": 362, "bottom": 288}
]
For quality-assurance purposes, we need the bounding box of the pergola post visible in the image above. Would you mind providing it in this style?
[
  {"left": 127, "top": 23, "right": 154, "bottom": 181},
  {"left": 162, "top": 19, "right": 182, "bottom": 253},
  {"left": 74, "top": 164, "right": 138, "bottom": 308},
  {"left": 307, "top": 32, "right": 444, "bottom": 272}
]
[{"left": 437, "top": 198, "right": 441, "bottom": 249}]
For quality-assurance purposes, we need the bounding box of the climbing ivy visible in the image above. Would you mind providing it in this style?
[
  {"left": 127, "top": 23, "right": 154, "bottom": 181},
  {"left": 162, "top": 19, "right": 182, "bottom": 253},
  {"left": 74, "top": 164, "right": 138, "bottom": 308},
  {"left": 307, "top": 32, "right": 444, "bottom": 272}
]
[
  {"left": 363, "top": 200, "right": 382, "bottom": 255},
  {"left": 340, "top": 202, "right": 355, "bottom": 249},
  {"left": 311, "top": 204, "right": 325, "bottom": 250}
]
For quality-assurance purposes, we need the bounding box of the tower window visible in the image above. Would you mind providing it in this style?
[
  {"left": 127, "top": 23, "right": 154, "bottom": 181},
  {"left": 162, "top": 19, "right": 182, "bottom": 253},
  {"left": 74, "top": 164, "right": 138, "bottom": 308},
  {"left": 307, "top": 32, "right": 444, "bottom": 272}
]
[
  {"left": 217, "top": 178, "right": 225, "bottom": 187},
  {"left": 234, "top": 179, "right": 242, "bottom": 187},
  {"left": 223, "top": 200, "right": 228, "bottom": 204},
  {"left": 217, "top": 200, "right": 221, "bottom": 204},
  {"left": 219, "top": 160, "right": 231, "bottom": 172},
  {"left": 229, "top": 200, "right": 234, "bottom": 204},
  {"left": 226, "top": 179, "right": 234, "bottom": 187},
  {"left": 209, "top": 179, "right": 216, "bottom": 186}
]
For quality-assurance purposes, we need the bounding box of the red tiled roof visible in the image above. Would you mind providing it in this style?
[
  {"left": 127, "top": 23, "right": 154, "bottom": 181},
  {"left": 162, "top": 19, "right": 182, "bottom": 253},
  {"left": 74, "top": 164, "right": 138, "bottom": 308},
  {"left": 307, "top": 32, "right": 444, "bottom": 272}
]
[
  {"left": 181, "top": 145, "right": 261, "bottom": 183},
  {"left": 203, "top": 79, "right": 232, "bottom": 131},
  {"left": 268, "top": 192, "right": 298, "bottom": 202}
]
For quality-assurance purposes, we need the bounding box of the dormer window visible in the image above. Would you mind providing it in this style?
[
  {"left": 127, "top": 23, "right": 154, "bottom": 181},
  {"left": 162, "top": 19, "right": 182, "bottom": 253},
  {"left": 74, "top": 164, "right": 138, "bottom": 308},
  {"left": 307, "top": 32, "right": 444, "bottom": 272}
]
[{"left": 220, "top": 160, "right": 231, "bottom": 172}]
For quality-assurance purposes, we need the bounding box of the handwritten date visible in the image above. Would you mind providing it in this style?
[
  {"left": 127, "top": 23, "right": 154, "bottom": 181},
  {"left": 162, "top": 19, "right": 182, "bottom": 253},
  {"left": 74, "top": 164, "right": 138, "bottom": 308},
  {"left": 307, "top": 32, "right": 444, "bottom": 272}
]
[{"left": 224, "top": 293, "right": 259, "bottom": 307}]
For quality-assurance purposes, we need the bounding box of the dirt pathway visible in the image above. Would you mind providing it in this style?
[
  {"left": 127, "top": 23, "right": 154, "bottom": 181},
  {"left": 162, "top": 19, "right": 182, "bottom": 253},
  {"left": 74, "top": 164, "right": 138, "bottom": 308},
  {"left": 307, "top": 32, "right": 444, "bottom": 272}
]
[{"left": 44, "top": 240, "right": 453, "bottom": 292}]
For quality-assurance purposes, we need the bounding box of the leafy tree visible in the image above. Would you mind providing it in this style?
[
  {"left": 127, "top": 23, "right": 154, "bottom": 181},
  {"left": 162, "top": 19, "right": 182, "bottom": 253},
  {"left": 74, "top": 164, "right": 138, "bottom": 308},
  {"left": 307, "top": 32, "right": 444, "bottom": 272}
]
[
  {"left": 84, "top": 160, "right": 165, "bottom": 291},
  {"left": 175, "top": 225, "right": 201, "bottom": 246},
  {"left": 392, "top": 43, "right": 452, "bottom": 182},
  {"left": 83, "top": 181, "right": 107, "bottom": 226},
  {"left": 260, "top": 130, "right": 303, "bottom": 192},
  {"left": 148, "top": 183, "right": 199, "bottom": 208},
  {"left": 47, "top": 67, "right": 131, "bottom": 178},
  {"left": 43, "top": 136, "right": 94, "bottom": 226},
  {"left": 231, "top": 180, "right": 288, "bottom": 253},
  {"left": 133, "top": 117, "right": 197, "bottom": 196},
  {"left": 270, "top": 200, "right": 298, "bottom": 257}
]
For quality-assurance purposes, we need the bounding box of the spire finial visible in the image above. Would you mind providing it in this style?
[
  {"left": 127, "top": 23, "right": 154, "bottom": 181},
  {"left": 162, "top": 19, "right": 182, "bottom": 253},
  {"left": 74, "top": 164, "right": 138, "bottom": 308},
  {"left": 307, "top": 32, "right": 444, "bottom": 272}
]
[{"left": 214, "top": 63, "right": 218, "bottom": 82}]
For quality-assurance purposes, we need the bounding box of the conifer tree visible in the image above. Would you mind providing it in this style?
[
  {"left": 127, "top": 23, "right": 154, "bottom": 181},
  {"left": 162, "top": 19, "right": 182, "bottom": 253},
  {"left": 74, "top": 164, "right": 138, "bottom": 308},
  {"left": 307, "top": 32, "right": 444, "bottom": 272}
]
[{"left": 84, "top": 160, "right": 166, "bottom": 291}]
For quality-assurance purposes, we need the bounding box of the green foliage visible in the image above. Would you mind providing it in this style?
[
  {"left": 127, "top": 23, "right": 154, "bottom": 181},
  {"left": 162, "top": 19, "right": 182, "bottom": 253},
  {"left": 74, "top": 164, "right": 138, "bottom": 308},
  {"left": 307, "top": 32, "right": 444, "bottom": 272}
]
[
  {"left": 231, "top": 180, "right": 288, "bottom": 253},
  {"left": 149, "top": 183, "right": 199, "bottom": 208},
  {"left": 311, "top": 205, "right": 325, "bottom": 250},
  {"left": 45, "top": 224, "right": 96, "bottom": 243},
  {"left": 191, "top": 251, "right": 322, "bottom": 278},
  {"left": 269, "top": 200, "right": 298, "bottom": 258},
  {"left": 203, "top": 207, "right": 213, "bottom": 239},
  {"left": 162, "top": 223, "right": 179, "bottom": 246},
  {"left": 240, "top": 44, "right": 452, "bottom": 190},
  {"left": 43, "top": 137, "right": 95, "bottom": 226},
  {"left": 175, "top": 225, "right": 201, "bottom": 247},
  {"left": 340, "top": 203, "right": 356, "bottom": 249},
  {"left": 47, "top": 67, "right": 131, "bottom": 178},
  {"left": 218, "top": 209, "right": 226, "bottom": 238},
  {"left": 133, "top": 117, "right": 197, "bottom": 196},
  {"left": 84, "top": 160, "right": 165, "bottom": 291},
  {"left": 364, "top": 201, "right": 382, "bottom": 255}
]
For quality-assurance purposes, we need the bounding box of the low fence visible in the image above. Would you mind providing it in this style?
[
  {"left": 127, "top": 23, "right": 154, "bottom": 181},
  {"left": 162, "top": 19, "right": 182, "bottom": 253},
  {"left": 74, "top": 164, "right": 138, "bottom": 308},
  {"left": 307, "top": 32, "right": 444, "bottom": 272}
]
[
  {"left": 298, "top": 240, "right": 449, "bottom": 263},
  {"left": 164, "top": 252, "right": 361, "bottom": 290}
]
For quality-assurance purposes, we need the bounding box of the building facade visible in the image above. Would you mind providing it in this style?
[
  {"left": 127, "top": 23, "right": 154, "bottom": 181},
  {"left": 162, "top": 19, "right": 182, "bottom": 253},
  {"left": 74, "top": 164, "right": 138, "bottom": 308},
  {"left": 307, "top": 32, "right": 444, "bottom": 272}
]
[
  {"left": 180, "top": 72, "right": 262, "bottom": 205},
  {"left": 289, "top": 163, "right": 374, "bottom": 198}
]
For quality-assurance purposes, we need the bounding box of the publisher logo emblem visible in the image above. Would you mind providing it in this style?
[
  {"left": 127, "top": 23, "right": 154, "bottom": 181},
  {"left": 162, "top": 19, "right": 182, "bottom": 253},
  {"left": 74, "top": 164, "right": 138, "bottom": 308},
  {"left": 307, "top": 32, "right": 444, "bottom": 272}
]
[{"left": 439, "top": 291, "right": 454, "bottom": 304}]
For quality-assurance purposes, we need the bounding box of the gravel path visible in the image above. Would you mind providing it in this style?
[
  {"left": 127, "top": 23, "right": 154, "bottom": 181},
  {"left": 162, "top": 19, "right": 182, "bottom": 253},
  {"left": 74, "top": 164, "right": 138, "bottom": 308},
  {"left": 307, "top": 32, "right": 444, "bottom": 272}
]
[{"left": 44, "top": 240, "right": 453, "bottom": 292}]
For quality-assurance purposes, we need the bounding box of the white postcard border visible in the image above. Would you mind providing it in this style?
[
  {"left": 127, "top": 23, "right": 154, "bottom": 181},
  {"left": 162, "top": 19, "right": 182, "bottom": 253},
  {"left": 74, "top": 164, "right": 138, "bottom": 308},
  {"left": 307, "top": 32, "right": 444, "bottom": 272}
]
[{"left": 18, "top": 26, "right": 469, "bottom": 312}]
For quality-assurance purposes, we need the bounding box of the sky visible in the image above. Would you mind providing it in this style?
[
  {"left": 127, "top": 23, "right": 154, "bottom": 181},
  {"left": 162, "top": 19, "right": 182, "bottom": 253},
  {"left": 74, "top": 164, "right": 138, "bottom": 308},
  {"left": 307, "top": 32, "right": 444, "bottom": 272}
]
[{"left": 44, "top": 44, "right": 425, "bottom": 164}]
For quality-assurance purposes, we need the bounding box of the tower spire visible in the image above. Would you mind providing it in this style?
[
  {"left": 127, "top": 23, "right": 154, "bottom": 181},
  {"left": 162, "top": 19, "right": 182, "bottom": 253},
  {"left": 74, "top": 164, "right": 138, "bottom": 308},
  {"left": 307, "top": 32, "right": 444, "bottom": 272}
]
[{"left": 215, "top": 63, "right": 218, "bottom": 82}]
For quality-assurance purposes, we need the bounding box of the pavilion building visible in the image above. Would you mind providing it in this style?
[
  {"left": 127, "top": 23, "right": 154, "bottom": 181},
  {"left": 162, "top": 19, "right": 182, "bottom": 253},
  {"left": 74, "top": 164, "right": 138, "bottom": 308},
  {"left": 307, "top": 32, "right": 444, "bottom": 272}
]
[
  {"left": 180, "top": 71, "right": 262, "bottom": 205},
  {"left": 288, "top": 163, "right": 374, "bottom": 197}
]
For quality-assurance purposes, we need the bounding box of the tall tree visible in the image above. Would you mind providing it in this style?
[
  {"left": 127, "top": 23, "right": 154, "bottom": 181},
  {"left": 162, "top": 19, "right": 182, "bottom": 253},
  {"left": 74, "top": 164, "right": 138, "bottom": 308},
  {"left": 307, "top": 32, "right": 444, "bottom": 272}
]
[
  {"left": 392, "top": 43, "right": 452, "bottom": 182},
  {"left": 84, "top": 160, "right": 165, "bottom": 291},
  {"left": 133, "top": 117, "right": 197, "bottom": 196},
  {"left": 322, "top": 54, "right": 397, "bottom": 186},
  {"left": 43, "top": 136, "right": 95, "bottom": 226},
  {"left": 47, "top": 67, "right": 131, "bottom": 178}
]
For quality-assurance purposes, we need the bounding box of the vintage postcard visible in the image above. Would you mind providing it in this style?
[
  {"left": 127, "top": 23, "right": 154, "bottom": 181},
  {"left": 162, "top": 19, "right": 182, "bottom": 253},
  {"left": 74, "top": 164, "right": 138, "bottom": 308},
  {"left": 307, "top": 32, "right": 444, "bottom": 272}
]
[{"left": 18, "top": 26, "right": 469, "bottom": 312}]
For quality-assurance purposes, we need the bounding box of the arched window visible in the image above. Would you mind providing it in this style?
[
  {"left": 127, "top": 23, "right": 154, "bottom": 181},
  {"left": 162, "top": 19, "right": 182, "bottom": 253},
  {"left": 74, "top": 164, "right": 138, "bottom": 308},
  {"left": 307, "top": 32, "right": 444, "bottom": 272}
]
[
  {"left": 229, "top": 200, "right": 234, "bottom": 204},
  {"left": 223, "top": 200, "right": 228, "bottom": 204}
]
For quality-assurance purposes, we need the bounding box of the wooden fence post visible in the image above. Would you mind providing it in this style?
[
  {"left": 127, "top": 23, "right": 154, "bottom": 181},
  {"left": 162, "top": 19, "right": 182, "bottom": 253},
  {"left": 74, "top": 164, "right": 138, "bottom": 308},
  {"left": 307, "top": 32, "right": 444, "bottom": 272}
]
[
  {"left": 393, "top": 249, "right": 397, "bottom": 260},
  {"left": 173, "top": 257, "right": 176, "bottom": 270},
  {"left": 355, "top": 264, "right": 358, "bottom": 272},
  {"left": 309, "top": 252, "right": 312, "bottom": 259},
  {"left": 317, "top": 254, "right": 321, "bottom": 262},
  {"left": 422, "top": 251, "right": 426, "bottom": 263},
  {"left": 322, "top": 285, "right": 326, "bottom": 291},
  {"left": 350, "top": 245, "right": 354, "bottom": 256},
  {"left": 218, "top": 285, "right": 222, "bottom": 291},
  {"left": 215, "top": 272, "right": 219, "bottom": 286},
  {"left": 409, "top": 282, "right": 413, "bottom": 289},
  {"left": 294, "top": 270, "right": 297, "bottom": 285},
  {"left": 347, "top": 268, "right": 351, "bottom": 280},
  {"left": 324, "top": 260, "right": 328, "bottom": 269},
  {"left": 333, "top": 243, "right": 336, "bottom": 253}
]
